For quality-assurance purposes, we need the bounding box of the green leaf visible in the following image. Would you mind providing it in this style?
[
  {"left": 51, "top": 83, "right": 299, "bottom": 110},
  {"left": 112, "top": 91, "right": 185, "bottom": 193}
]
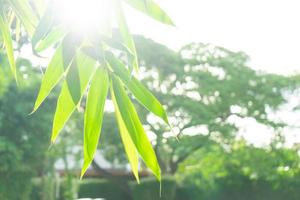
[
  {"left": 51, "top": 52, "right": 96, "bottom": 143},
  {"left": 106, "top": 53, "right": 169, "bottom": 124},
  {"left": 111, "top": 85, "right": 139, "bottom": 182},
  {"left": 32, "top": 4, "right": 56, "bottom": 51},
  {"left": 81, "top": 67, "right": 109, "bottom": 178},
  {"left": 93, "top": 35, "right": 134, "bottom": 59},
  {"left": 32, "top": 34, "right": 79, "bottom": 112},
  {"left": 35, "top": 26, "right": 66, "bottom": 52},
  {"left": 125, "top": 0, "right": 174, "bottom": 26},
  {"left": 8, "top": 0, "right": 38, "bottom": 36},
  {"left": 114, "top": 0, "right": 138, "bottom": 73},
  {"left": 111, "top": 75, "right": 161, "bottom": 181},
  {"left": 32, "top": 46, "right": 64, "bottom": 112},
  {"left": 0, "top": 11, "right": 17, "bottom": 81}
]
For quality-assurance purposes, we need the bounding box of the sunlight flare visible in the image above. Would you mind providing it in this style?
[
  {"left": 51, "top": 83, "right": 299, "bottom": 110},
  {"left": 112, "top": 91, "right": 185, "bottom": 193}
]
[{"left": 55, "top": 0, "right": 113, "bottom": 34}]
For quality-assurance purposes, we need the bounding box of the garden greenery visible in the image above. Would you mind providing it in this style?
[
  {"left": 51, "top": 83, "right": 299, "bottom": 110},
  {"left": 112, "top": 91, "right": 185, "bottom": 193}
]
[{"left": 0, "top": 0, "right": 174, "bottom": 181}]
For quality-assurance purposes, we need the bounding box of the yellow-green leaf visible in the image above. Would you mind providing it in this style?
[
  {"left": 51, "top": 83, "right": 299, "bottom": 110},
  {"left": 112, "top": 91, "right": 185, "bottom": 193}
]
[
  {"left": 32, "top": 4, "right": 56, "bottom": 51},
  {"left": 8, "top": 0, "right": 38, "bottom": 36},
  {"left": 35, "top": 26, "right": 66, "bottom": 52},
  {"left": 32, "top": 34, "right": 79, "bottom": 112},
  {"left": 106, "top": 53, "right": 169, "bottom": 124},
  {"left": 0, "top": 11, "right": 17, "bottom": 81},
  {"left": 81, "top": 67, "right": 109, "bottom": 178},
  {"left": 51, "top": 53, "right": 96, "bottom": 143},
  {"left": 111, "top": 84, "right": 139, "bottom": 182},
  {"left": 111, "top": 75, "right": 161, "bottom": 181},
  {"left": 114, "top": 0, "right": 138, "bottom": 73},
  {"left": 32, "top": 46, "right": 64, "bottom": 112},
  {"left": 125, "top": 0, "right": 175, "bottom": 26}
]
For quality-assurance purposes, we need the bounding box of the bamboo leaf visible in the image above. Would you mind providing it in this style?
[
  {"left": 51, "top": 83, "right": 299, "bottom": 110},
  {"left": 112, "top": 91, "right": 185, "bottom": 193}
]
[
  {"left": 125, "top": 0, "right": 174, "bottom": 26},
  {"left": 0, "top": 11, "right": 17, "bottom": 81},
  {"left": 111, "top": 75, "right": 161, "bottom": 181},
  {"left": 32, "top": 4, "right": 56, "bottom": 51},
  {"left": 114, "top": 0, "right": 138, "bottom": 73},
  {"left": 106, "top": 53, "right": 169, "bottom": 124},
  {"left": 81, "top": 67, "right": 109, "bottom": 178},
  {"left": 8, "top": 0, "right": 38, "bottom": 36},
  {"left": 32, "top": 46, "right": 64, "bottom": 112},
  {"left": 32, "top": 34, "right": 79, "bottom": 112},
  {"left": 51, "top": 52, "right": 96, "bottom": 143},
  {"left": 35, "top": 26, "right": 66, "bottom": 52},
  {"left": 111, "top": 85, "right": 139, "bottom": 182}
]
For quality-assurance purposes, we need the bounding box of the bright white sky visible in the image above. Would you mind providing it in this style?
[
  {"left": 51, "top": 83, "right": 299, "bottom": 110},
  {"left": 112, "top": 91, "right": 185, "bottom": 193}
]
[{"left": 125, "top": 0, "right": 300, "bottom": 75}]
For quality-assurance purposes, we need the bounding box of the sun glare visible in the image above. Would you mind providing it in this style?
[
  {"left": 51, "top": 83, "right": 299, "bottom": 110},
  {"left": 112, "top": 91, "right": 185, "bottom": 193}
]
[{"left": 55, "top": 0, "right": 112, "bottom": 34}]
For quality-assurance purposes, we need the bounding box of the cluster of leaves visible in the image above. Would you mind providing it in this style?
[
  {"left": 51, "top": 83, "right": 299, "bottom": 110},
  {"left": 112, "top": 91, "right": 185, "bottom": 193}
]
[{"left": 0, "top": 0, "right": 174, "bottom": 181}]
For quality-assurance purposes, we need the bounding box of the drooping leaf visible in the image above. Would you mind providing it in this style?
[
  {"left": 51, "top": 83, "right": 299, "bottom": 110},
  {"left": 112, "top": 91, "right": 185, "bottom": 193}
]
[
  {"left": 81, "top": 67, "right": 109, "bottom": 177},
  {"left": 0, "top": 11, "right": 17, "bottom": 81},
  {"left": 111, "top": 75, "right": 161, "bottom": 181},
  {"left": 125, "top": 0, "right": 174, "bottom": 26},
  {"left": 35, "top": 26, "right": 66, "bottom": 52},
  {"left": 61, "top": 33, "right": 83, "bottom": 70},
  {"left": 101, "top": 36, "right": 134, "bottom": 57},
  {"left": 111, "top": 85, "right": 139, "bottom": 182},
  {"left": 8, "top": 0, "right": 38, "bottom": 36},
  {"left": 106, "top": 53, "right": 169, "bottom": 124},
  {"left": 32, "top": 4, "right": 56, "bottom": 51},
  {"left": 32, "top": 34, "right": 80, "bottom": 112},
  {"left": 32, "top": 46, "right": 64, "bottom": 112},
  {"left": 114, "top": 0, "right": 138, "bottom": 73},
  {"left": 51, "top": 52, "right": 96, "bottom": 143}
]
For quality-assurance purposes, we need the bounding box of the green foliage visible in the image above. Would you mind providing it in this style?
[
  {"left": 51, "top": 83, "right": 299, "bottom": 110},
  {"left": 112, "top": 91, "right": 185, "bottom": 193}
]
[
  {"left": 31, "top": 177, "right": 56, "bottom": 200},
  {"left": 0, "top": 171, "right": 32, "bottom": 200},
  {"left": 125, "top": 0, "right": 174, "bottom": 26},
  {"left": 129, "top": 177, "right": 177, "bottom": 200},
  {"left": 60, "top": 176, "right": 79, "bottom": 200},
  {"left": 0, "top": 55, "right": 57, "bottom": 200},
  {"left": 78, "top": 179, "right": 131, "bottom": 200},
  {"left": 111, "top": 75, "right": 161, "bottom": 180},
  {"left": 176, "top": 141, "right": 300, "bottom": 200},
  {"left": 81, "top": 68, "right": 109, "bottom": 177},
  {"left": 0, "top": 12, "right": 17, "bottom": 80},
  {"left": 107, "top": 53, "right": 169, "bottom": 124}
]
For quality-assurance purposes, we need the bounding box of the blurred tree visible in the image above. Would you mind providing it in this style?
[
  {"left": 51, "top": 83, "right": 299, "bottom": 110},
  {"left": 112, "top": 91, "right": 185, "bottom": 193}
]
[
  {"left": 176, "top": 139, "right": 300, "bottom": 200},
  {"left": 98, "top": 36, "right": 300, "bottom": 174},
  {"left": 0, "top": 53, "right": 57, "bottom": 200}
]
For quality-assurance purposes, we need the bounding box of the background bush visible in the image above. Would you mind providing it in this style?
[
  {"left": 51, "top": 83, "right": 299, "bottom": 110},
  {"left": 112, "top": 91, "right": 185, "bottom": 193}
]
[
  {"left": 130, "top": 177, "right": 177, "bottom": 200},
  {"left": 78, "top": 178, "right": 130, "bottom": 200},
  {"left": 0, "top": 171, "right": 32, "bottom": 200}
]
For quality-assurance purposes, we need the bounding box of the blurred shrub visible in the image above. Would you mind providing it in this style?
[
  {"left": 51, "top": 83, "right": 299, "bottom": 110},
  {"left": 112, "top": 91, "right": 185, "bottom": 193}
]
[
  {"left": 175, "top": 176, "right": 300, "bottom": 200},
  {"left": 130, "top": 177, "right": 177, "bottom": 200},
  {"left": 30, "top": 178, "right": 43, "bottom": 200},
  {"left": 175, "top": 185, "right": 192, "bottom": 200},
  {"left": 78, "top": 178, "right": 130, "bottom": 200},
  {"left": 0, "top": 171, "right": 32, "bottom": 200},
  {"left": 59, "top": 175, "right": 79, "bottom": 200},
  {"left": 31, "top": 177, "right": 56, "bottom": 200}
]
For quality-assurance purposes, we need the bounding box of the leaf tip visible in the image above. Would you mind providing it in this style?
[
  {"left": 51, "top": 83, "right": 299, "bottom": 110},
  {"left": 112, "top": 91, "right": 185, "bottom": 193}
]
[
  {"left": 28, "top": 108, "right": 37, "bottom": 116},
  {"left": 80, "top": 161, "right": 90, "bottom": 180}
]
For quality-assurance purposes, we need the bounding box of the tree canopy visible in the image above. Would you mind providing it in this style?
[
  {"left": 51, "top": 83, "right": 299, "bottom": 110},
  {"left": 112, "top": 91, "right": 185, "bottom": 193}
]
[{"left": 95, "top": 36, "right": 300, "bottom": 176}]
